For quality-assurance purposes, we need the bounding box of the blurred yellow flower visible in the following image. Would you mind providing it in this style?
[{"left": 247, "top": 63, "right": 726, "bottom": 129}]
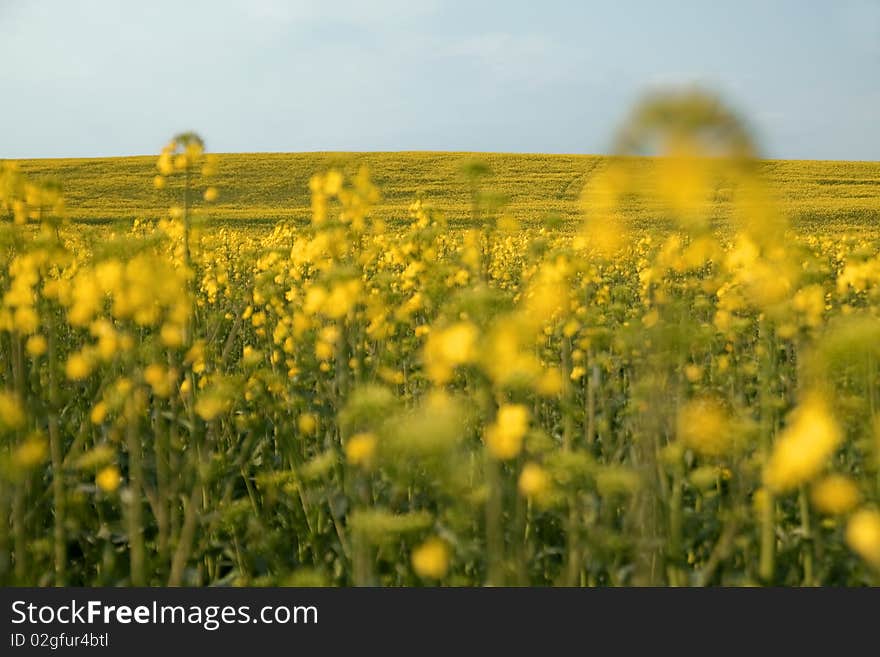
[
  {"left": 846, "top": 508, "right": 880, "bottom": 569},
  {"left": 298, "top": 413, "right": 317, "bottom": 436},
  {"left": 13, "top": 435, "right": 47, "bottom": 468},
  {"left": 195, "top": 393, "right": 231, "bottom": 421},
  {"left": 811, "top": 475, "right": 860, "bottom": 515},
  {"left": 90, "top": 401, "right": 108, "bottom": 425},
  {"left": 25, "top": 334, "right": 47, "bottom": 357},
  {"left": 345, "top": 432, "right": 377, "bottom": 468},
  {"left": 752, "top": 487, "right": 771, "bottom": 515},
  {"left": 315, "top": 340, "right": 334, "bottom": 361},
  {"left": 411, "top": 537, "right": 450, "bottom": 580},
  {"left": 676, "top": 397, "right": 731, "bottom": 458},
  {"left": 684, "top": 364, "right": 702, "bottom": 382},
  {"left": 156, "top": 151, "right": 173, "bottom": 175},
  {"left": 160, "top": 322, "right": 185, "bottom": 348},
  {"left": 485, "top": 404, "right": 529, "bottom": 460},
  {"left": 536, "top": 369, "right": 563, "bottom": 396},
  {"left": 144, "top": 364, "right": 172, "bottom": 398},
  {"left": 424, "top": 321, "right": 477, "bottom": 384},
  {"left": 96, "top": 465, "right": 122, "bottom": 493},
  {"left": 518, "top": 462, "right": 550, "bottom": 499},
  {"left": 764, "top": 393, "right": 841, "bottom": 493},
  {"left": 65, "top": 352, "right": 93, "bottom": 381},
  {"left": 0, "top": 391, "right": 26, "bottom": 432}
]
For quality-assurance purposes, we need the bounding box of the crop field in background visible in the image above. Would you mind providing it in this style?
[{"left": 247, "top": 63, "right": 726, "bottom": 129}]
[
  {"left": 3, "top": 91, "right": 880, "bottom": 587},
  {"left": 17, "top": 152, "right": 880, "bottom": 230}
]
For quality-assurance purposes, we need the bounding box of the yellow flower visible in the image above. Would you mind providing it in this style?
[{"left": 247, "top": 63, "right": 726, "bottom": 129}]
[
  {"left": 184, "top": 341, "right": 205, "bottom": 369},
  {"left": 65, "top": 352, "right": 94, "bottom": 381},
  {"left": 160, "top": 322, "right": 185, "bottom": 348},
  {"left": 156, "top": 151, "right": 173, "bottom": 175},
  {"left": 485, "top": 404, "right": 529, "bottom": 460},
  {"left": 518, "top": 462, "right": 550, "bottom": 499},
  {"left": 203, "top": 187, "right": 218, "bottom": 202},
  {"left": 579, "top": 165, "right": 628, "bottom": 257},
  {"left": 752, "top": 487, "right": 771, "bottom": 515},
  {"left": 96, "top": 465, "right": 122, "bottom": 493},
  {"left": 25, "top": 334, "right": 47, "bottom": 357},
  {"left": 793, "top": 284, "right": 825, "bottom": 328},
  {"left": 811, "top": 475, "right": 860, "bottom": 515},
  {"left": 536, "top": 369, "right": 563, "bottom": 396},
  {"left": 298, "top": 413, "right": 317, "bottom": 436},
  {"left": 411, "top": 537, "right": 450, "bottom": 580},
  {"left": 764, "top": 393, "right": 842, "bottom": 493},
  {"left": 13, "top": 435, "right": 47, "bottom": 468},
  {"left": 144, "top": 364, "right": 172, "bottom": 398},
  {"left": 194, "top": 393, "right": 231, "bottom": 421},
  {"left": 315, "top": 340, "right": 334, "bottom": 361},
  {"left": 423, "top": 321, "right": 478, "bottom": 385},
  {"left": 846, "top": 508, "right": 880, "bottom": 569},
  {"left": 0, "top": 391, "right": 26, "bottom": 432},
  {"left": 642, "top": 309, "right": 660, "bottom": 328},
  {"left": 676, "top": 397, "right": 731, "bottom": 457},
  {"left": 345, "top": 432, "right": 377, "bottom": 468},
  {"left": 684, "top": 364, "right": 702, "bottom": 382},
  {"left": 323, "top": 280, "right": 361, "bottom": 319},
  {"left": 90, "top": 401, "right": 108, "bottom": 425}
]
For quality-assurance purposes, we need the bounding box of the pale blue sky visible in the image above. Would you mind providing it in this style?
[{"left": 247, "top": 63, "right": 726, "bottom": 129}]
[{"left": 1, "top": 0, "right": 878, "bottom": 159}]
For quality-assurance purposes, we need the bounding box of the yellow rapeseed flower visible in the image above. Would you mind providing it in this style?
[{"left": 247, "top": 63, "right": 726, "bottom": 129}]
[
  {"left": 846, "top": 508, "right": 880, "bottom": 569},
  {"left": 160, "top": 322, "right": 185, "bottom": 348},
  {"left": 676, "top": 397, "right": 731, "bottom": 458},
  {"left": 0, "top": 391, "right": 26, "bottom": 432},
  {"left": 156, "top": 151, "right": 173, "bottom": 175},
  {"left": 811, "top": 474, "right": 860, "bottom": 515},
  {"left": 194, "top": 393, "right": 231, "bottom": 421},
  {"left": 25, "top": 334, "right": 47, "bottom": 357},
  {"left": 411, "top": 537, "right": 450, "bottom": 580},
  {"left": 536, "top": 368, "right": 563, "bottom": 396},
  {"left": 764, "top": 393, "right": 842, "bottom": 493},
  {"left": 90, "top": 401, "right": 108, "bottom": 425},
  {"left": 518, "top": 462, "right": 550, "bottom": 499},
  {"left": 315, "top": 340, "right": 334, "bottom": 361},
  {"left": 485, "top": 404, "right": 529, "bottom": 460},
  {"left": 298, "top": 413, "right": 317, "bottom": 436},
  {"left": 345, "top": 432, "right": 377, "bottom": 468},
  {"left": 144, "top": 364, "right": 172, "bottom": 398},
  {"left": 13, "top": 435, "right": 47, "bottom": 468},
  {"left": 423, "top": 322, "right": 477, "bottom": 384},
  {"left": 65, "top": 352, "right": 94, "bottom": 381},
  {"left": 684, "top": 364, "right": 702, "bottom": 382},
  {"left": 96, "top": 465, "right": 121, "bottom": 493}
]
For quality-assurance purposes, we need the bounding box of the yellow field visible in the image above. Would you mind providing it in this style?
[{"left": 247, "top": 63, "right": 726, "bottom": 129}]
[
  {"left": 17, "top": 152, "right": 880, "bottom": 230},
  {"left": 3, "top": 92, "right": 880, "bottom": 587}
]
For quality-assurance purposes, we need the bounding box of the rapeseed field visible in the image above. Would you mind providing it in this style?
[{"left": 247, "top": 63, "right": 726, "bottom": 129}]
[{"left": 2, "top": 91, "right": 880, "bottom": 586}]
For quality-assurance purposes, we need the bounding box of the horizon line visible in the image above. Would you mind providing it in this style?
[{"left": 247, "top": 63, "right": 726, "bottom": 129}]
[{"left": 4, "top": 150, "right": 878, "bottom": 165}]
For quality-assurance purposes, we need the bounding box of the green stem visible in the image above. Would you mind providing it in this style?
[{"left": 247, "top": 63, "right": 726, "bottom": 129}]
[
  {"left": 125, "top": 399, "right": 146, "bottom": 586},
  {"left": 799, "top": 486, "right": 814, "bottom": 586},
  {"left": 485, "top": 454, "right": 505, "bottom": 586},
  {"left": 47, "top": 316, "right": 66, "bottom": 585}
]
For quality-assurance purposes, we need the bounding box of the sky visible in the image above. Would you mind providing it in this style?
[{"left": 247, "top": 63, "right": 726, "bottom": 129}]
[{"left": 1, "top": 0, "right": 878, "bottom": 160}]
